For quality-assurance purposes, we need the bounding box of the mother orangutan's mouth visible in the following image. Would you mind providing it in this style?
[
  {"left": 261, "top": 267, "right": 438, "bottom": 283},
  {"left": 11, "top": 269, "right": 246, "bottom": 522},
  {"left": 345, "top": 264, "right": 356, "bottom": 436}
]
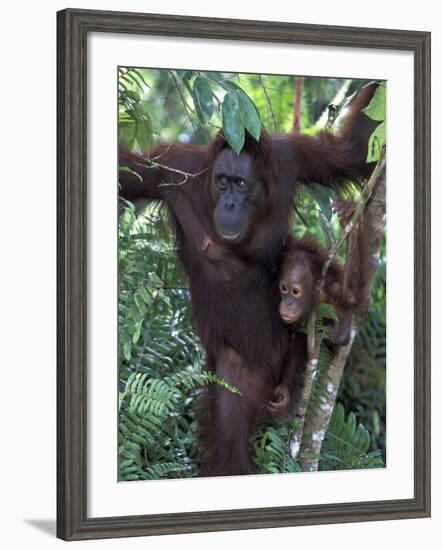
[{"left": 218, "top": 230, "right": 244, "bottom": 242}]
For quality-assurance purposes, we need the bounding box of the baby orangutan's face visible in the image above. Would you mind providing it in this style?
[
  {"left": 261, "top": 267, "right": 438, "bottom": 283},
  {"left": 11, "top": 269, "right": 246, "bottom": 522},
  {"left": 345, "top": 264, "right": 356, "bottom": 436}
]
[{"left": 279, "top": 255, "right": 313, "bottom": 325}]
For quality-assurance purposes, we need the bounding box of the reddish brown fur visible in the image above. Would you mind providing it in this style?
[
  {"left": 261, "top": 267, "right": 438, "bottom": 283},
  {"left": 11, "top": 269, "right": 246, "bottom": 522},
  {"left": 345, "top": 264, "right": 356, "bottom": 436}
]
[{"left": 118, "top": 83, "right": 379, "bottom": 476}]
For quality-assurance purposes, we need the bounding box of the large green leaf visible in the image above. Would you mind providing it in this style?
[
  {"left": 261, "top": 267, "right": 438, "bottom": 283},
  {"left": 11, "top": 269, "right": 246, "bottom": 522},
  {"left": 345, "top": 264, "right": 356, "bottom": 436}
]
[
  {"left": 136, "top": 121, "right": 152, "bottom": 151},
  {"left": 237, "top": 90, "right": 261, "bottom": 142},
  {"left": 192, "top": 76, "right": 214, "bottom": 124},
  {"left": 222, "top": 80, "right": 242, "bottom": 91},
  {"left": 222, "top": 92, "right": 245, "bottom": 153},
  {"left": 366, "top": 121, "right": 386, "bottom": 162},
  {"left": 135, "top": 101, "right": 155, "bottom": 150},
  {"left": 363, "top": 81, "right": 386, "bottom": 121},
  {"left": 362, "top": 82, "right": 386, "bottom": 162},
  {"left": 125, "top": 89, "right": 140, "bottom": 102},
  {"left": 176, "top": 70, "right": 193, "bottom": 80},
  {"left": 119, "top": 120, "right": 136, "bottom": 148},
  {"left": 205, "top": 71, "right": 225, "bottom": 84}
]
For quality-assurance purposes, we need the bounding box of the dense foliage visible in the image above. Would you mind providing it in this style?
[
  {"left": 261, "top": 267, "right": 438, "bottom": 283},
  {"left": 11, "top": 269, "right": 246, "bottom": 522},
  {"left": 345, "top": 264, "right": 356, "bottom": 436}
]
[{"left": 118, "top": 69, "right": 386, "bottom": 480}]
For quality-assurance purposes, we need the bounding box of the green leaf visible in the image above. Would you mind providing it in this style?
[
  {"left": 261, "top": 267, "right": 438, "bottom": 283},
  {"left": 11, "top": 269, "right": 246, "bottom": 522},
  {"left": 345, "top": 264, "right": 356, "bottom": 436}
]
[
  {"left": 363, "top": 81, "right": 386, "bottom": 122},
  {"left": 335, "top": 404, "right": 345, "bottom": 432},
  {"left": 131, "top": 69, "right": 150, "bottom": 90},
  {"left": 119, "top": 120, "right": 136, "bottom": 148},
  {"left": 366, "top": 121, "right": 386, "bottom": 162},
  {"left": 175, "top": 70, "right": 193, "bottom": 81},
  {"left": 222, "top": 92, "right": 245, "bottom": 154},
  {"left": 138, "top": 101, "right": 157, "bottom": 132},
  {"left": 206, "top": 71, "right": 225, "bottom": 84},
  {"left": 136, "top": 121, "right": 152, "bottom": 151},
  {"left": 177, "top": 71, "right": 194, "bottom": 98},
  {"left": 320, "top": 403, "right": 384, "bottom": 471},
  {"left": 222, "top": 80, "right": 242, "bottom": 91},
  {"left": 237, "top": 90, "right": 261, "bottom": 141},
  {"left": 125, "top": 89, "right": 140, "bottom": 102},
  {"left": 148, "top": 272, "right": 163, "bottom": 286},
  {"left": 132, "top": 322, "right": 142, "bottom": 344},
  {"left": 122, "top": 340, "right": 132, "bottom": 362},
  {"left": 134, "top": 292, "right": 147, "bottom": 316},
  {"left": 317, "top": 303, "right": 339, "bottom": 322},
  {"left": 192, "top": 77, "right": 214, "bottom": 124},
  {"left": 372, "top": 410, "right": 381, "bottom": 436},
  {"left": 362, "top": 82, "right": 386, "bottom": 162},
  {"left": 138, "top": 285, "right": 152, "bottom": 304}
]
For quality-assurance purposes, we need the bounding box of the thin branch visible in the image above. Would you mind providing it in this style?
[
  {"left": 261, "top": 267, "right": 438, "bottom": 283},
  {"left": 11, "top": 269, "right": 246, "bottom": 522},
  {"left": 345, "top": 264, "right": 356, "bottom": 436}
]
[
  {"left": 290, "top": 313, "right": 322, "bottom": 460},
  {"left": 299, "top": 330, "right": 355, "bottom": 471},
  {"left": 147, "top": 118, "right": 189, "bottom": 164},
  {"left": 259, "top": 75, "right": 278, "bottom": 132},
  {"left": 158, "top": 168, "right": 208, "bottom": 187},
  {"left": 122, "top": 158, "right": 208, "bottom": 188},
  {"left": 293, "top": 77, "right": 305, "bottom": 133},
  {"left": 171, "top": 72, "right": 199, "bottom": 132},
  {"left": 318, "top": 211, "right": 334, "bottom": 248}
]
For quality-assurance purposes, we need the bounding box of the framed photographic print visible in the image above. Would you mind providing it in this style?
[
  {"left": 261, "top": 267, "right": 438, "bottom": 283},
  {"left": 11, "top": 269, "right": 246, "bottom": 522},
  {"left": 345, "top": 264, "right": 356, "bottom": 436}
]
[{"left": 57, "top": 8, "right": 431, "bottom": 541}]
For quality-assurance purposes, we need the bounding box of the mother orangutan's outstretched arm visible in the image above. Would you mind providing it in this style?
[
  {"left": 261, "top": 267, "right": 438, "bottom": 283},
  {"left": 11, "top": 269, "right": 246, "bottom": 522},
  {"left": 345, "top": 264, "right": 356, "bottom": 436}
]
[
  {"left": 272, "top": 81, "right": 380, "bottom": 190},
  {"left": 118, "top": 142, "right": 208, "bottom": 203}
]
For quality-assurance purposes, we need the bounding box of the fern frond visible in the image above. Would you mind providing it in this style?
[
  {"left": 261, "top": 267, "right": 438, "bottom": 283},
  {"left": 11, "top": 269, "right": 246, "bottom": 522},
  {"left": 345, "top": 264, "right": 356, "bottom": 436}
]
[
  {"left": 253, "top": 423, "right": 302, "bottom": 474},
  {"left": 319, "top": 403, "right": 384, "bottom": 470}
]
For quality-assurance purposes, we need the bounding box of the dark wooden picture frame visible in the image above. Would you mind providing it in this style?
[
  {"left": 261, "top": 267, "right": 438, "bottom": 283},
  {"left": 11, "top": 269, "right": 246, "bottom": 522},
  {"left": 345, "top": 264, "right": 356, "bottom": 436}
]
[{"left": 57, "top": 8, "right": 431, "bottom": 541}]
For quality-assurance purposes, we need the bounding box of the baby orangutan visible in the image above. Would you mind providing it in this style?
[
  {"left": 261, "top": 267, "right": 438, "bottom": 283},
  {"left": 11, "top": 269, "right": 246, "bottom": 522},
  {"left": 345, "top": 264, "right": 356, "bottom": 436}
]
[
  {"left": 267, "top": 237, "right": 353, "bottom": 420},
  {"left": 278, "top": 236, "right": 353, "bottom": 345},
  {"left": 268, "top": 201, "right": 370, "bottom": 421}
]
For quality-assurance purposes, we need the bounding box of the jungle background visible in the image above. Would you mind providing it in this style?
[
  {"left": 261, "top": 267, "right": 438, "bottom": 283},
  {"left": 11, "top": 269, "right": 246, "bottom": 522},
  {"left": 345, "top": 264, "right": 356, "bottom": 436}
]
[{"left": 118, "top": 68, "right": 386, "bottom": 481}]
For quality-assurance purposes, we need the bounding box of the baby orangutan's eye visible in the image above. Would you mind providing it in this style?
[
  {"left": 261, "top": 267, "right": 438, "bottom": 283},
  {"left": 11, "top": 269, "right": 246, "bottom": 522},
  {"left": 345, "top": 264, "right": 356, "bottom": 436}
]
[
  {"left": 279, "top": 282, "right": 289, "bottom": 294},
  {"left": 291, "top": 284, "right": 302, "bottom": 298}
]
